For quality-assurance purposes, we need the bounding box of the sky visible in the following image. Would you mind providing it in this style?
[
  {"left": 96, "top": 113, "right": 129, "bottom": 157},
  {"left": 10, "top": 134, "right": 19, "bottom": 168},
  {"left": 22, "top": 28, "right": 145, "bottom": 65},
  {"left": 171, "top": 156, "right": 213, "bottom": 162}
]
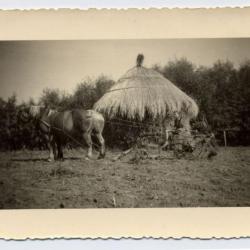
[{"left": 1, "top": 38, "right": 250, "bottom": 103}]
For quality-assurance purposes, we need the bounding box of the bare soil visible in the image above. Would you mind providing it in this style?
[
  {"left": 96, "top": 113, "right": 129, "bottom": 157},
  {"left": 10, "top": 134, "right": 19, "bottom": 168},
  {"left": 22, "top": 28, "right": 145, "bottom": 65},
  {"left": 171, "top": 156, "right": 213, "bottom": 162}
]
[{"left": 0, "top": 147, "right": 250, "bottom": 209}]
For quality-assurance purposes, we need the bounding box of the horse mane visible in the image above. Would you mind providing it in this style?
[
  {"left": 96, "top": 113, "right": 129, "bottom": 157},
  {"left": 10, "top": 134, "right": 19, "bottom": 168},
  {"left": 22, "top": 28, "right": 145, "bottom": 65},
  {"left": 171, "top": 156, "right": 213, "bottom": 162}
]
[{"left": 47, "top": 109, "right": 57, "bottom": 117}]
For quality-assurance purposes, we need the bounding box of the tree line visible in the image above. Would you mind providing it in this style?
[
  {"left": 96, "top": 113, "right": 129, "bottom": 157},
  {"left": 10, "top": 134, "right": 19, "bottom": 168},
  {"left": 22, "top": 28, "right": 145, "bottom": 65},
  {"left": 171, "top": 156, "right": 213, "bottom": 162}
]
[
  {"left": 0, "top": 59, "right": 250, "bottom": 151},
  {"left": 154, "top": 58, "right": 250, "bottom": 146}
]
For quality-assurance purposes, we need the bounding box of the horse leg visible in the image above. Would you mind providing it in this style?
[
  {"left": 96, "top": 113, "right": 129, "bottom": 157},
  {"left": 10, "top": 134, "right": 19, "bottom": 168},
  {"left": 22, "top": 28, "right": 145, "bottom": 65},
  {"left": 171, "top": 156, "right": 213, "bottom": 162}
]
[
  {"left": 83, "top": 132, "right": 93, "bottom": 159},
  {"left": 46, "top": 135, "right": 55, "bottom": 162},
  {"left": 56, "top": 138, "right": 64, "bottom": 160},
  {"left": 57, "top": 145, "right": 64, "bottom": 160},
  {"left": 51, "top": 139, "right": 57, "bottom": 160},
  {"left": 96, "top": 133, "right": 105, "bottom": 159}
]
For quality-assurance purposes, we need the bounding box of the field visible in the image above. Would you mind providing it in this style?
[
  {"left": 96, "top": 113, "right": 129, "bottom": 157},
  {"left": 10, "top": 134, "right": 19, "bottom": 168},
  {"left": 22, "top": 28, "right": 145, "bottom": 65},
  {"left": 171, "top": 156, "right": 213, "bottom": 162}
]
[{"left": 0, "top": 147, "right": 250, "bottom": 209}]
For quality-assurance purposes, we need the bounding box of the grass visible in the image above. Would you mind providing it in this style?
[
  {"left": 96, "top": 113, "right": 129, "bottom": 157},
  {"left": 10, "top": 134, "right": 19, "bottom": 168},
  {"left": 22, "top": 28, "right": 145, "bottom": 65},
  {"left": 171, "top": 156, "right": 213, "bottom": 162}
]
[{"left": 0, "top": 147, "right": 250, "bottom": 209}]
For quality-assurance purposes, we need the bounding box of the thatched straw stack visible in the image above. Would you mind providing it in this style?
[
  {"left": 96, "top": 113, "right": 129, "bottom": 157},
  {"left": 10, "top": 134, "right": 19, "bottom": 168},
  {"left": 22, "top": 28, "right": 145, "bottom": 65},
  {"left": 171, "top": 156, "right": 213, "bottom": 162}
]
[{"left": 94, "top": 54, "right": 198, "bottom": 123}]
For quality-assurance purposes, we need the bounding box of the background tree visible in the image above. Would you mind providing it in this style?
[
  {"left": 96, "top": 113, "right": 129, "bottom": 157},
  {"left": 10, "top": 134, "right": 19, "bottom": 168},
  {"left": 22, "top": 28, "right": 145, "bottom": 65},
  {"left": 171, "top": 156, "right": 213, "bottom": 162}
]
[
  {"left": 237, "top": 60, "right": 250, "bottom": 145},
  {"left": 39, "top": 88, "right": 62, "bottom": 108},
  {"left": 1, "top": 63, "right": 250, "bottom": 150}
]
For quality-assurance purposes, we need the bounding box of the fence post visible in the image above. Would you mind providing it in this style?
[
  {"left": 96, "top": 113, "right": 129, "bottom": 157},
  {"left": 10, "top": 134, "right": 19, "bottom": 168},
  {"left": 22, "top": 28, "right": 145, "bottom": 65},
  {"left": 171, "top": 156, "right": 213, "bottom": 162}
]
[{"left": 223, "top": 130, "right": 227, "bottom": 147}]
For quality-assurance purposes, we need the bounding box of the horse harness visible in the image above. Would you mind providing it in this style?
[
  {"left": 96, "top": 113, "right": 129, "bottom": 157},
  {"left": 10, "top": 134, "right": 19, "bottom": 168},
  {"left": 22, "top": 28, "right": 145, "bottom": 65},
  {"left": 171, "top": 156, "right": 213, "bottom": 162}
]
[{"left": 38, "top": 110, "right": 99, "bottom": 149}]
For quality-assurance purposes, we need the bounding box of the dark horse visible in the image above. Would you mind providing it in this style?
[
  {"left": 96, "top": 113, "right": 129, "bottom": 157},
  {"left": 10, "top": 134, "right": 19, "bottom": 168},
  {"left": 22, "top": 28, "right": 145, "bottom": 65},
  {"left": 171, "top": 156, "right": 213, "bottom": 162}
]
[{"left": 20, "top": 106, "right": 105, "bottom": 161}]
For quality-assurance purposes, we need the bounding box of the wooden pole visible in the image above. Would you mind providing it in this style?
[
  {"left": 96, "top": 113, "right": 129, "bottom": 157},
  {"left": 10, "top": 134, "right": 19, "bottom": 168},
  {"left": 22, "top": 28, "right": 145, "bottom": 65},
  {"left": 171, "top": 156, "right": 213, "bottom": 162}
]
[{"left": 223, "top": 130, "right": 227, "bottom": 147}]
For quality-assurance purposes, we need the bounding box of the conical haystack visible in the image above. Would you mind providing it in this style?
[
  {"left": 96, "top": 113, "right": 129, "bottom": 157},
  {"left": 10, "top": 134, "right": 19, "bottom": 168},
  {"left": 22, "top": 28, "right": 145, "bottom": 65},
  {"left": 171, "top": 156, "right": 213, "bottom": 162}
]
[{"left": 94, "top": 54, "right": 199, "bottom": 122}]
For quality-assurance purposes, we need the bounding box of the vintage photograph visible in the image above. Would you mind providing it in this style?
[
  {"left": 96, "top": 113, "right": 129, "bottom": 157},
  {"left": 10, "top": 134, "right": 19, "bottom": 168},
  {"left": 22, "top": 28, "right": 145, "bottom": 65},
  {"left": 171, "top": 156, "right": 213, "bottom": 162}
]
[{"left": 0, "top": 38, "right": 250, "bottom": 209}]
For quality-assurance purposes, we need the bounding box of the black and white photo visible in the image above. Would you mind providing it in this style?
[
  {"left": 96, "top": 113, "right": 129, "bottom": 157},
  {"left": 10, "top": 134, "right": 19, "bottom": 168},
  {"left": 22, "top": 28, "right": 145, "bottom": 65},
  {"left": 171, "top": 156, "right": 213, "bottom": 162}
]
[{"left": 0, "top": 38, "right": 250, "bottom": 209}]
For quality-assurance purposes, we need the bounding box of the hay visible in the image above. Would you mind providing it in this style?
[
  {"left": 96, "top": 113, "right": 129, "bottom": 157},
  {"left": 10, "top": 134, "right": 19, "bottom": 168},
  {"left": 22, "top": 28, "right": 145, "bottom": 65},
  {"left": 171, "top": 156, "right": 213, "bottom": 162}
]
[{"left": 94, "top": 55, "right": 198, "bottom": 121}]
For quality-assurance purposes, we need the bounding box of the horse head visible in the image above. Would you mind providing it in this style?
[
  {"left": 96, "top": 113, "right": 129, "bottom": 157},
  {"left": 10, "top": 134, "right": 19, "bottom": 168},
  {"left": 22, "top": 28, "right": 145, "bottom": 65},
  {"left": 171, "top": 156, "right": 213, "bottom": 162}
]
[
  {"left": 18, "top": 105, "right": 31, "bottom": 123},
  {"left": 18, "top": 105, "right": 47, "bottom": 123}
]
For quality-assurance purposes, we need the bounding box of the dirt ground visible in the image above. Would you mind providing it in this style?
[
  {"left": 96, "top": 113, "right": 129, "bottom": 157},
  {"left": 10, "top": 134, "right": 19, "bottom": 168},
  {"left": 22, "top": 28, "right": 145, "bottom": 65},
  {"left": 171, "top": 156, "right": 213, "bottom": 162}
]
[{"left": 0, "top": 147, "right": 250, "bottom": 209}]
